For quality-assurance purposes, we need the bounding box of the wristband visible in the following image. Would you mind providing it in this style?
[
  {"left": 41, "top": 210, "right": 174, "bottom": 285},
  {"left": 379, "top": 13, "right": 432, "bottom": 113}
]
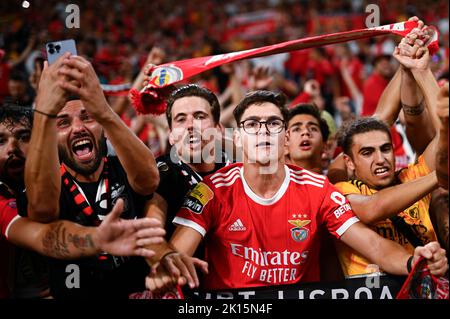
[
  {"left": 161, "top": 250, "right": 177, "bottom": 261},
  {"left": 401, "top": 98, "right": 425, "bottom": 116},
  {"left": 34, "top": 109, "right": 58, "bottom": 118},
  {"left": 407, "top": 255, "right": 414, "bottom": 273}
]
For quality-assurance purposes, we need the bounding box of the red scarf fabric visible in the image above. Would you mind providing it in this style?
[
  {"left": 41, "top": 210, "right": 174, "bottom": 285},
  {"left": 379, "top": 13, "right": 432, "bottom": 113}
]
[
  {"left": 397, "top": 257, "right": 449, "bottom": 299},
  {"left": 129, "top": 20, "right": 439, "bottom": 115},
  {"left": 60, "top": 158, "right": 109, "bottom": 226}
]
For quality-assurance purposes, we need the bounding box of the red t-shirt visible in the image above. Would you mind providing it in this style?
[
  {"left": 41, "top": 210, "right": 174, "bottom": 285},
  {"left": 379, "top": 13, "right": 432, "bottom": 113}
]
[
  {"left": 0, "top": 63, "right": 11, "bottom": 103},
  {"left": 0, "top": 195, "right": 20, "bottom": 298},
  {"left": 361, "top": 72, "right": 389, "bottom": 116},
  {"left": 289, "top": 92, "right": 311, "bottom": 108},
  {"left": 305, "top": 58, "right": 335, "bottom": 86},
  {"left": 174, "top": 163, "right": 359, "bottom": 290},
  {"left": 335, "top": 57, "right": 364, "bottom": 98}
]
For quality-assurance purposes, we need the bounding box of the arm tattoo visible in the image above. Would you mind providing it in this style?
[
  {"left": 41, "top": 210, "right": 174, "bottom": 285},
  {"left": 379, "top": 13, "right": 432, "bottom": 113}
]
[
  {"left": 401, "top": 99, "right": 425, "bottom": 116},
  {"left": 42, "top": 222, "right": 95, "bottom": 259},
  {"left": 42, "top": 222, "right": 70, "bottom": 259},
  {"left": 68, "top": 233, "right": 95, "bottom": 251}
]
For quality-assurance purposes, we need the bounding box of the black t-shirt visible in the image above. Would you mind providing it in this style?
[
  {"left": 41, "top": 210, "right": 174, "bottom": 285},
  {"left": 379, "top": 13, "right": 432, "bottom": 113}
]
[
  {"left": 155, "top": 152, "right": 230, "bottom": 239},
  {"left": 48, "top": 156, "right": 151, "bottom": 299},
  {"left": 75, "top": 181, "right": 99, "bottom": 207}
]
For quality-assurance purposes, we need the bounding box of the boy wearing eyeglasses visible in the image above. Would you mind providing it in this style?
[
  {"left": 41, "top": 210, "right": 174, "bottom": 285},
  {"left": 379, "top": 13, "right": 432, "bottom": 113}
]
[{"left": 145, "top": 90, "right": 447, "bottom": 294}]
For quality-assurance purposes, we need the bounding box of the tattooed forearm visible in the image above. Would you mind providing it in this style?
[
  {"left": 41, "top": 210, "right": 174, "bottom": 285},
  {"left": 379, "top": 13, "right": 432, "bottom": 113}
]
[
  {"left": 42, "top": 222, "right": 70, "bottom": 258},
  {"left": 42, "top": 221, "right": 97, "bottom": 259},
  {"left": 402, "top": 100, "right": 425, "bottom": 116},
  {"left": 67, "top": 233, "right": 95, "bottom": 251}
]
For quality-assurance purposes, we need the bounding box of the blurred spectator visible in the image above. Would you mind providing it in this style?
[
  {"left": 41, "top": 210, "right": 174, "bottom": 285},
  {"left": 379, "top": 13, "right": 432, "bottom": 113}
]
[
  {"left": 4, "top": 69, "right": 34, "bottom": 106},
  {"left": 333, "top": 43, "right": 365, "bottom": 100},
  {"left": 361, "top": 55, "right": 395, "bottom": 117}
]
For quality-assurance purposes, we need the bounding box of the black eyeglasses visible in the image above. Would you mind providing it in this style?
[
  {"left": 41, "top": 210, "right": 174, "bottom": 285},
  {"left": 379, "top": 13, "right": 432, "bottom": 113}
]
[{"left": 239, "top": 118, "right": 285, "bottom": 134}]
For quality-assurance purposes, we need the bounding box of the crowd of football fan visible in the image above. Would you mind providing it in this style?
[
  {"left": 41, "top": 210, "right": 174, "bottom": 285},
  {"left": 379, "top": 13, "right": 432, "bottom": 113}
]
[{"left": 0, "top": 0, "right": 448, "bottom": 298}]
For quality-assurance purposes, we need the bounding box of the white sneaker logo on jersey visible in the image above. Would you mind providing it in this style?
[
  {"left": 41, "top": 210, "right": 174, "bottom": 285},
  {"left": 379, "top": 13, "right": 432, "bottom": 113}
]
[{"left": 229, "top": 219, "right": 246, "bottom": 231}]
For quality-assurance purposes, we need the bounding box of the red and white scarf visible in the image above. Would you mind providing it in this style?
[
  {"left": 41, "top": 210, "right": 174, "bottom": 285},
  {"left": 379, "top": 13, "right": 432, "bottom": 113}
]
[{"left": 129, "top": 20, "right": 439, "bottom": 115}]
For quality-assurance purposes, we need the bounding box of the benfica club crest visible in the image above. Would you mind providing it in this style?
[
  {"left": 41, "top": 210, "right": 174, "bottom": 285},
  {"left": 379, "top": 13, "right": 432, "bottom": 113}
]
[
  {"left": 288, "top": 219, "right": 311, "bottom": 242},
  {"left": 150, "top": 65, "right": 184, "bottom": 87}
]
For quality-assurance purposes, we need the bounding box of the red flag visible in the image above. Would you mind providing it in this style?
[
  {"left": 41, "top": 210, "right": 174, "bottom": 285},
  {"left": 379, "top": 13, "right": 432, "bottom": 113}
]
[{"left": 397, "top": 257, "right": 449, "bottom": 299}]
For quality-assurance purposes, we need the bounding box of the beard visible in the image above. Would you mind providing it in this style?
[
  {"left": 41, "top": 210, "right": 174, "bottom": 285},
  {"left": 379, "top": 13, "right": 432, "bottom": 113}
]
[
  {"left": 0, "top": 152, "right": 26, "bottom": 192},
  {"left": 58, "top": 135, "right": 107, "bottom": 176}
]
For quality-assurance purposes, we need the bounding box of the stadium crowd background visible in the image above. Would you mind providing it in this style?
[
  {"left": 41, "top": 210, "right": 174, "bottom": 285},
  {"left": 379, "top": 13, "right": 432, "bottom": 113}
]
[
  {"left": 0, "top": 0, "right": 449, "bottom": 300},
  {"left": 1, "top": 0, "right": 448, "bottom": 161}
]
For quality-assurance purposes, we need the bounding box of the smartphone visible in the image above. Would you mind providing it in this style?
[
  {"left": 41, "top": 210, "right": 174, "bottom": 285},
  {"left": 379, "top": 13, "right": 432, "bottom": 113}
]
[{"left": 46, "top": 39, "right": 77, "bottom": 64}]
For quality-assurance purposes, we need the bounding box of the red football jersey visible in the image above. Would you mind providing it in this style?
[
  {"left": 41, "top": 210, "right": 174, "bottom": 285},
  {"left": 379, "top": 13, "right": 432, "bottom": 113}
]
[
  {"left": 0, "top": 195, "right": 20, "bottom": 239},
  {"left": 174, "top": 163, "right": 359, "bottom": 290},
  {"left": 0, "top": 195, "right": 20, "bottom": 298}
]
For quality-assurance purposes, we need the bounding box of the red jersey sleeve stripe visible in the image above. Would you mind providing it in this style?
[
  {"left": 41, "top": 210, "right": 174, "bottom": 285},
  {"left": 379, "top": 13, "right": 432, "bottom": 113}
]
[
  {"left": 173, "top": 216, "right": 207, "bottom": 237},
  {"left": 5, "top": 215, "right": 21, "bottom": 239},
  {"left": 335, "top": 216, "right": 360, "bottom": 237}
]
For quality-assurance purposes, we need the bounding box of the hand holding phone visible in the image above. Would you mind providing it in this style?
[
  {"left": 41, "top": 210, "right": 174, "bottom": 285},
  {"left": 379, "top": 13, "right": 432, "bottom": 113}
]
[{"left": 46, "top": 39, "right": 77, "bottom": 64}]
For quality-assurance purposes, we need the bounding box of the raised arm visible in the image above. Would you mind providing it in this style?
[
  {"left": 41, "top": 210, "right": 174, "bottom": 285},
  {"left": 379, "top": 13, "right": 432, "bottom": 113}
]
[
  {"left": 25, "top": 55, "right": 70, "bottom": 222},
  {"left": 9, "top": 34, "right": 36, "bottom": 69},
  {"left": 8, "top": 199, "right": 164, "bottom": 259},
  {"left": 341, "top": 222, "right": 448, "bottom": 276},
  {"left": 345, "top": 171, "right": 438, "bottom": 224},
  {"left": 339, "top": 60, "right": 363, "bottom": 115},
  {"left": 111, "top": 47, "right": 166, "bottom": 116},
  {"left": 372, "top": 67, "right": 402, "bottom": 127},
  {"left": 399, "top": 68, "right": 434, "bottom": 155},
  {"left": 372, "top": 18, "right": 433, "bottom": 134},
  {"left": 59, "top": 55, "right": 159, "bottom": 195},
  {"left": 409, "top": 47, "right": 441, "bottom": 171},
  {"left": 393, "top": 28, "right": 436, "bottom": 154},
  {"left": 219, "top": 62, "right": 247, "bottom": 127}
]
